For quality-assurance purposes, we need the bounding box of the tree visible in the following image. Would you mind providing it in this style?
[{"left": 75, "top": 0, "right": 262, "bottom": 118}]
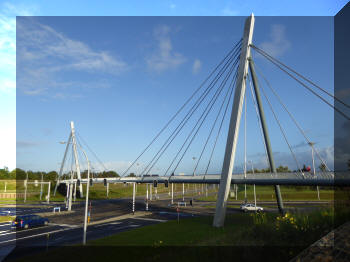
[
  {"left": 14, "top": 168, "right": 26, "bottom": 180},
  {"left": 127, "top": 173, "right": 135, "bottom": 177},
  {"left": 276, "top": 165, "right": 291, "bottom": 173},
  {"left": 100, "top": 171, "right": 119, "bottom": 178}
]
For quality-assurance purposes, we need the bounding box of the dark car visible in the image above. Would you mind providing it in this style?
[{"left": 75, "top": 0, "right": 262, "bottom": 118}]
[{"left": 12, "top": 215, "right": 49, "bottom": 229}]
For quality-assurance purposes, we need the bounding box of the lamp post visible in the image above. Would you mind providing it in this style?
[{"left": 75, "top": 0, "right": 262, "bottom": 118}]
[{"left": 80, "top": 148, "right": 90, "bottom": 245}]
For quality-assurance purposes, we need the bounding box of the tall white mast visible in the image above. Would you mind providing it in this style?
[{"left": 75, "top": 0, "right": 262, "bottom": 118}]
[
  {"left": 213, "top": 14, "right": 255, "bottom": 227},
  {"left": 71, "top": 121, "right": 83, "bottom": 197}
]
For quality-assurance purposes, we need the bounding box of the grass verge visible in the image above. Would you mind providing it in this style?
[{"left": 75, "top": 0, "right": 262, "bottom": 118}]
[{"left": 15, "top": 205, "right": 350, "bottom": 262}]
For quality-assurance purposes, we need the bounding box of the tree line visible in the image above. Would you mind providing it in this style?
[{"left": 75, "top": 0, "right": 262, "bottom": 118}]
[
  {"left": 0, "top": 162, "right": 342, "bottom": 182},
  {"left": 0, "top": 168, "right": 120, "bottom": 181}
]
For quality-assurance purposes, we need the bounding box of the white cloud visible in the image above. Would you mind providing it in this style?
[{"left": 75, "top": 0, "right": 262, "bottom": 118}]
[
  {"left": 17, "top": 140, "right": 41, "bottom": 148},
  {"left": 146, "top": 25, "right": 186, "bottom": 72},
  {"left": 192, "top": 59, "right": 202, "bottom": 74},
  {"left": 0, "top": 3, "right": 17, "bottom": 94},
  {"left": 221, "top": 6, "right": 239, "bottom": 16},
  {"left": 170, "top": 4, "right": 176, "bottom": 9},
  {"left": 17, "top": 17, "right": 128, "bottom": 97},
  {"left": 248, "top": 146, "right": 334, "bottom": 171},
  {"left": 0, "top": 79, "right": 15, "bottom": 93},
  {"left": 259, "top": 24, "right": 291, "bottom": 57},
  {"left": 0, "top": 2, "right": 38, "bottom": 171}
]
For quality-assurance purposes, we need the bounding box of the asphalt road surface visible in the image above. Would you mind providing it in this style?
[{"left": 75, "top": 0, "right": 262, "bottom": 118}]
[
  {"left": 0, "top": 192, "right": 332, "bottom": 261},
  {"left": 0, "top": 196, "right": 198, "bottom": 261}
]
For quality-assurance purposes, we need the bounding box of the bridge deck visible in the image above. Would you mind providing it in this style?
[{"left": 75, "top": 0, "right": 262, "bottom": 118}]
[{"left": 59, "top": 172, "right": 350, "bottom": 186}]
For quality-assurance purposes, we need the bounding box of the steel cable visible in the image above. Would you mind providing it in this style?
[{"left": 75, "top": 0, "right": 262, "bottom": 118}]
[
  {"left": 251, "top": 45, "right": 350, "bottom": 120},
  {"left": 169, "top": 57, "right": 240, "bottom": 176},
  {"left": 140, "top": 49, "right": 242, "bottom": 177},
  {"left": 121, "top": 39, "right": 243, "bottom": 176},
  {"left": 251, "top": 44, "right": 350, "bottom": 110},
  {"left": 253, "top": 63, "right": 331, "bottom": 171}
]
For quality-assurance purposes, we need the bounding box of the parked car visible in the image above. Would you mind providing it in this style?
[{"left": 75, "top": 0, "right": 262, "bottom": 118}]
[
  {"left": 240, "top": 204, "right": 264, "bottom": 213},
  {"left": 12, "top": 215, "right": 49, "bottom": 229}
]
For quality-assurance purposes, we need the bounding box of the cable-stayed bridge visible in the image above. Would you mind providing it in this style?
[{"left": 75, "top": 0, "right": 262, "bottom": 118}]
[
  {"left": 55, "top": 14, "right": 349, "bottom": 227},
  {"left": 59, "top": 171, "right": 347, "bottom": 187}
]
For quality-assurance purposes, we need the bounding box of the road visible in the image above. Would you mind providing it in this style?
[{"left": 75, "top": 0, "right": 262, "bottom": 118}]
[
  {"left": 0, "top": 196, "right": 198, "bottom": 262},
  {"left": 0, "top": 191, "right": 332, "bottom": 261},
  {"left": 1, "top": 217, "right": 161, "bottom": 261}
]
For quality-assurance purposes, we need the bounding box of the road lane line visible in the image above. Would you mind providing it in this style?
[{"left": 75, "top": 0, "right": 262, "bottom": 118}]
[
  {"left": 0, "top": 227, "right": 78, "bottom": 244},
  {"left": 49, "top": 223, "right": 79, "bottom": 228},
  {"left": 131, "top": 217, "right": 167, "bottom": 222},
  {"left": 92, "top": 221, "right": 122, "bottom": 228},
  {"left": 0, "top": 225, "right": 58, "bottom": 237}
]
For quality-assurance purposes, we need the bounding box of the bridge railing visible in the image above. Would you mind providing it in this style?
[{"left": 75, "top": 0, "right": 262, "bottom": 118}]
[{"left": 58, "top": 171, "right": 350, "bottom": 186}]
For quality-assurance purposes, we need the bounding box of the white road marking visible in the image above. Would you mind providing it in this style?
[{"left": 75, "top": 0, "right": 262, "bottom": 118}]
[
  {"left": 0, "top": 227, "right": 77, "bottom": 244},
  {"left": 0, "top": 225, "right": 56, "bottom": 237},
  {"left": 94, "top": 222, "right": 121, "bottom": 228},
  {"left": 49, "top": 223, "right": 78, "bottom": 228},
  {"left": 0, "top": 224, "right": 11, "bottom": 227},
  {"left": 131, "top": 217, "right": 167, "bottom": 222}
]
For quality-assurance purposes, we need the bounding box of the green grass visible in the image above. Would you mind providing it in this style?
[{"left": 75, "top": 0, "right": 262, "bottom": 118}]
[
  {"left": 1, "top": 181, "right": 336, "bottom": 205},
  {"left": 0, "top": 216, "right": 14, "bottom": 222},
  {"left": 89, "top": 207, "right": 342, "bottom": 247},
  {"left": 2, "top": 180, "right": 206, "bottom": 202},
  {"left": 12, "top": 205, "right": 350, "bottom": 262},
  {"left": 197, "top": 185, "right": 334, "bottom": 202}
]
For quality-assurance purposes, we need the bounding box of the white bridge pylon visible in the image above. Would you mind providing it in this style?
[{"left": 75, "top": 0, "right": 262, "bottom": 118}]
[{"left": 54, "top": 121, "right": 84, "bottom": 198}]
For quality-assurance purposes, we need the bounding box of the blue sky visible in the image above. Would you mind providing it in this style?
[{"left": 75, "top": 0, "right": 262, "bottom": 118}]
[{"left": 0, "top": 0, "right": 348, "bottom": 174}]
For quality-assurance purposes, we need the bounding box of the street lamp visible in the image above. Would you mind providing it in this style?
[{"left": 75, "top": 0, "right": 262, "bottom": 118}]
[{"left": 80, "top": 148, "right": 90, "bottom": 245}]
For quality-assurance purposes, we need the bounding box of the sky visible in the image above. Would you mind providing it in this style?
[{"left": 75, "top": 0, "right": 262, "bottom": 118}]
[{"left": 0, "top": 0, "right": 348, "bottom": 175}]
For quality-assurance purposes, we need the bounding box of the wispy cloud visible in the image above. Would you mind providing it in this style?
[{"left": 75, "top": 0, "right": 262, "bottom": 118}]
[
  {"left": 146, "top": 25, "right": 186, "bottom": 72},
  {"left": 17, "top": 140, "right": 41, "bottom": 148},
  {"left": 0, "top": 3, "right": 21, "bottom": 94},
  {"left": 0, "top": 2, "right": 38, "bottom": 171},
  {"left": 259, "top": 24, "right": 291, "bottom": 57},
  {"left": 192, "top": 59, "right": 202, "bottom": 74},
  {"left": 247, "top": 146, "right": 334, "bottom": 171},
  {"left": 17, "top": 17, "right": 128, "bottom": 98},
  {"left": 221, "top": 6, "right": 239, "bottom": 16}
]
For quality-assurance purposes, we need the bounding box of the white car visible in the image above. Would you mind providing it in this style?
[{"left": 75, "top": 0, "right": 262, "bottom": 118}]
[{"left": 240, "top": 203, "right": 263, "bottom": 213}]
